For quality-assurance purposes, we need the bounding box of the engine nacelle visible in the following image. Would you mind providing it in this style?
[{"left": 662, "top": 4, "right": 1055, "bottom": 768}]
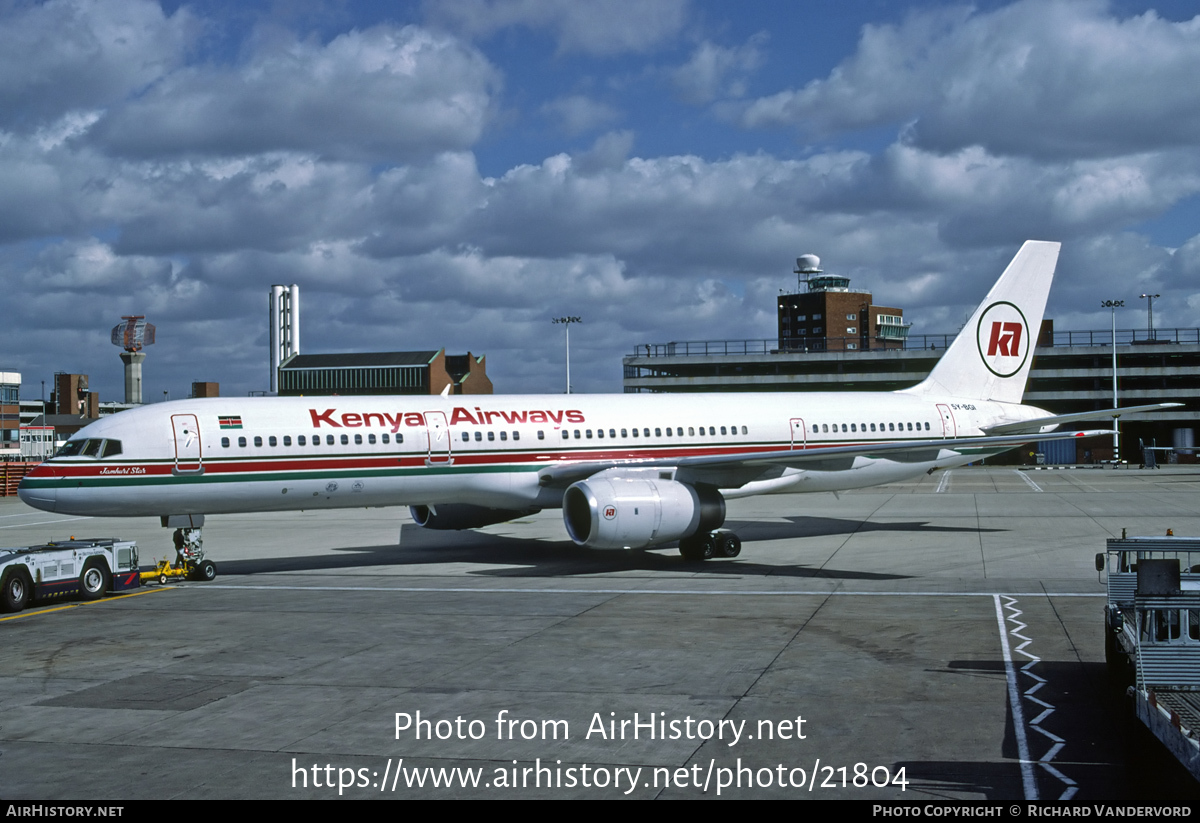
[
  {"left": 409, "top": 504, "right": 539, "bottom": 531},
  {"left": 563, "top": 477, "right": 725, "bottom": 549}
]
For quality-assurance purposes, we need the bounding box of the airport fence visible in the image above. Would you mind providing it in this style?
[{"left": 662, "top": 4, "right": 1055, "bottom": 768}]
[{"left": 1, "top": 461, "right": 38, "bottom": 497}]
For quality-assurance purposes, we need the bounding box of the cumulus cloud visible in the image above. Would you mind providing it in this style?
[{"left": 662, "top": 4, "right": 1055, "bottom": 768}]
[
  {"left": 424, "top": 0, "right": 689, "bottom": 55},
  {"left": 739, "top": 1, "right": 1200, "bottom": 160},
  {"left": 0, "top": 0, "right": 194, "bottom": 130},
  {"left": 669, "top": 34, "right": 766, "bottom": 105},
  {"left": 93, "top": 24, "right": 499, "bottom": 162}
]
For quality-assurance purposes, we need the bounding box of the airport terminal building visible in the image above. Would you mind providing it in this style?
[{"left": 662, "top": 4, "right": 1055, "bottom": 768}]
[{"left": 623, "top": 328, "right": 1199, "bottom": 463}]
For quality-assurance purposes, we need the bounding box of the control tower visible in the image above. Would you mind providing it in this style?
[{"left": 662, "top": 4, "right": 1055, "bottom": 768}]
[{"left": 110, "top": 315, "right": 156, "bottom": 404}]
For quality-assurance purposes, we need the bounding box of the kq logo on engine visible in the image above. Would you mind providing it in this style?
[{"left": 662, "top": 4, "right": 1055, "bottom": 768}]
[
  {"left": 975, "top": 301, "right": 1029, "bottom": 378},
  {"left": 603, "top": 506, "right": 617, "bottom": 520}
]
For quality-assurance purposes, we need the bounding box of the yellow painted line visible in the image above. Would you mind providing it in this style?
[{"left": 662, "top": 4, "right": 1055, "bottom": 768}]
[{"left": 0, "top": 585, "right": 174, "bottom": 622}]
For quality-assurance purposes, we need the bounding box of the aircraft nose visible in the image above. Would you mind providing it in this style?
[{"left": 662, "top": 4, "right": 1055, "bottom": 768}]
[{"left": 17, "top": 467, "right": 58, "bottom": 512}]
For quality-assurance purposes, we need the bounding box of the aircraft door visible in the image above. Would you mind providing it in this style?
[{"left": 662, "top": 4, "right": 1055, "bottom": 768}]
[
  {"left": 171, "top": 414, "right": 203, "bottom": 475},
  {"left": 789, "top": 418, "right": 806, "bottom": 449},
  {"left": 936, "top": 404, "right": 957, "bottom": 438},
  {"left": 423, "top": 410, "right": 453, "bottom": 466}
]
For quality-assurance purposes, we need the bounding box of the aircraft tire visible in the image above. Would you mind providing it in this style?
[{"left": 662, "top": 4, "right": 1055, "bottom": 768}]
[
  {"left": 2, "top": 570, "right": 31, "bottom": 613},
  {"left": 193, "top": 560, "right": 217, "bottom": 582},
  {"left": 79, "top": 562, "right": 110, "bottom": 602}
]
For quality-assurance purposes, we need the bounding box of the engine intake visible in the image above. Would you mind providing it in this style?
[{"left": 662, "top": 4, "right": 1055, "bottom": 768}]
[{"left": 563, "top": 477, "right": 724, "bottom": 549}]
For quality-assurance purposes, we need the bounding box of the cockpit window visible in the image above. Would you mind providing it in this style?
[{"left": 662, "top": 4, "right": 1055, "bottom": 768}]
[
  {"left": 54, "top": 438, "right": 122, "bottom": 459},
  {"left": 54, "top": 440, "right": 86, "bottom": 458}
]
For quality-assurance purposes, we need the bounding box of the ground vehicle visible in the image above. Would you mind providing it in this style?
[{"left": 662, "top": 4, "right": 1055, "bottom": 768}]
[{"left": 0, "top": 538, "right": 141, "bottom": 613}]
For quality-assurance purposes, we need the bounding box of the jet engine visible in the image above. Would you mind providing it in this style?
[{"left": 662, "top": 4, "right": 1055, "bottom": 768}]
[
  {"left": 562, "top": 476, "right": 725, "bottom": 549},
  {"left": 409, "top": 504, "right": 539, "bottom": 530}
]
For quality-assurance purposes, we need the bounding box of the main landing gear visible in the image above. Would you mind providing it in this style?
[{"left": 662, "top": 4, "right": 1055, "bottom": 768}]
[{"left": 678, "top": 529, "right": 741, "bottom": 562}]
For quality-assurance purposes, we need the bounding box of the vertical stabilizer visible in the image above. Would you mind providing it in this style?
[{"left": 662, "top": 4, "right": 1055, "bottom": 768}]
[{"left": 904, "top": 240, "right": 1060, "bottom": 404}]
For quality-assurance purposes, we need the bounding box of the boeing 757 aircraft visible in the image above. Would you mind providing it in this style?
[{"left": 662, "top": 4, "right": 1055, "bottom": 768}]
[{"left": 18, "top": 241, "right": 1168, "bottom": 564}]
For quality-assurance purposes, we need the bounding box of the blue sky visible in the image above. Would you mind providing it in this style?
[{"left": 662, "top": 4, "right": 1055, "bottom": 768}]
[{"left": 3, "top": 0, "right": 1200, "bottom": 401}]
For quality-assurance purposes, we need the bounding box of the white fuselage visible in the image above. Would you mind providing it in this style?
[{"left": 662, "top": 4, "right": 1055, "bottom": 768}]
[{"left": 18, "top": 390, "right": 1047, "bottom": 518}]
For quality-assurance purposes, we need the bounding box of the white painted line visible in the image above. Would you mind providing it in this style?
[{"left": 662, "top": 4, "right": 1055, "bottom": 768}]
[
  {"left": 0, "top": 516, "right": 92, "bottom": 529},
  {"left": 994, "top": 594, "right": 1038, "bottom": 800},
  {"left": 1014, "top": 470, "right": 1043, "bottom": 492},
  {"left": 936, "top": 471, "right": 952, "bottom": 493},
  {"left": 999, "top": 595, "right": 1078, "bottom": 802}
]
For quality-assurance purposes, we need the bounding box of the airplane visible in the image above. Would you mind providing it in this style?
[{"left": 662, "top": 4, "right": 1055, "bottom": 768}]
[{"left": 17, "top": 240, "right": 1176, "bottom": 565}]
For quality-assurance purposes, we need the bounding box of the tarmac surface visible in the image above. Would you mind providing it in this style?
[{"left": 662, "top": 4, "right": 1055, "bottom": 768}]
[{"left": 3, "top": 465, "right": 1200, "bottom": 800}]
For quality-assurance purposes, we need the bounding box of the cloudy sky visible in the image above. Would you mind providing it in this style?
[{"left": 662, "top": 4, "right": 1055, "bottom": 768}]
[{"left": 3, "top": 0, "right": 1200, "bottom": 401}]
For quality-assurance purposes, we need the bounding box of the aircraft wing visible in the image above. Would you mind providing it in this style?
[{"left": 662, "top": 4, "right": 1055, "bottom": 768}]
[
  {"left": 982, "top": 403, "right": 1183, "bottom": 435},
  {"left": 537, "top": 428, "right": 1114, "bottom": 489}
]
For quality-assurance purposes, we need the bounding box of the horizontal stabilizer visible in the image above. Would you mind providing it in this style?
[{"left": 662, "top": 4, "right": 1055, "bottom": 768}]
[{"left": 982, "top": 403, "right": 1183, "bottom": 435}]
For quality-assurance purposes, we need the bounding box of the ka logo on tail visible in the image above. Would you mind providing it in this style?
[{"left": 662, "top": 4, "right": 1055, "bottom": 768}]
[{"left": 976, "top": 301, "right": 1029, "bottom": 378}]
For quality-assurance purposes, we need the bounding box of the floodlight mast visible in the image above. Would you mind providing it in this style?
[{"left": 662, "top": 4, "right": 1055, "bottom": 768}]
[{"left": 552, "top": 316, "right": 582, "bottom": 394}]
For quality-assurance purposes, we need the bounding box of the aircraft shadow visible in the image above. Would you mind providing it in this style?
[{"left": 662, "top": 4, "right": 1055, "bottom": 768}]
[
  {"left": 732, "top": 516, "right": 1005, "bottom": 541},
  {"left": 210, "top": 523, "right": 911, "bottom": 580}
]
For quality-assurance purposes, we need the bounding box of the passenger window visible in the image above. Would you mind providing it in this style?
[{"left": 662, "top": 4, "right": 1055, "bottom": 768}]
[
  {"left": 269, "top": 436, "right": 277, "bottom": 447},
  {"left": 513, "top": 431, "right": 520, "bottom": 441},
  {"left": 284, "top": 436, "right": 292, "bottom": 446},
  {"left": 677, "top": 427, "right": 683, "bottom": 436},
  {"left": 254, "top": 436, "right": 263, "bottom": 447},
  {"left": 368, "top": 434, "right": 376, "bottom": 444},
  {"left": 326, "top": 435, "right": 335, "bottom": 445},
  {"left": 462, "top": 432, "right": 470, "bottom": 442},
  {"left": 609, "top": 429, "right": 616, "bottom": 438},
  {"left": 383, "top": 434, "right": 391, "bottom": 444},
  {"left": 597, "top": 429, "right": 604, "bottom": 439},
  {"left": 500, "top": 431, "right": 507, "bottom": 441},
  {"left": 632, "top": 428, "right": 639, "bottom": 438},
  {"left": 741, "top": 426, "right": 747, "bottom": 435},
  {"left": 655, "top": 428, "right": 662, "bottom": 437},
  {"left": 488, "top": 431, "right": 495, "bottom": 441},
  {"left": 665, "top": 428, "right": 671, "bottom": 437},
  {"left": 477, "top": 432, "right": 483, "bottom": 441},
  {"left": 298, "top": 435, "right": 307, "bottom": 446},
  {"left": 720, "top": 426, "right": 727, "bottom": 435},
  {"left": 239, "top": 436, "right": 247, "bottom": 447},
  {"left": 575, "top": 430, "right": 582, "bottom": 439},
  {"left": 354, "top": 434, "right": 363, "bottom": 445},
  {"left": 586, "top": 429, "right": 593, "bottom": 439},
  {"left": 850, "top": 424, "right": 856, "bottom": 432},
  {"left": 888, "top": 424, "right": 894, "bottom": 432},
  {"left": 221, "top": 437, "right": 230, "bottom": 448},
  {"left": 396, "top": 433, "right": 403, "bottom": 444},
  {"left": 688, "top": 427, "right": 694, "bottom": 436},
  {"left": 709, "top": 427, "right": 715, "bottom": 435},
  {"left": 562, "top": 431, "right": 569, "bottom": 439},
  {"left": 538, "top": 430, "right": 545, "bottom": 440},
  {"left": 870, "top": 424, "right": 876, "bottom": 432}
]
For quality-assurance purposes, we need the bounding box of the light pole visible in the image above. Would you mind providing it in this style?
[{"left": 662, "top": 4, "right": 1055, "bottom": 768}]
[
  {"left": 552, "top": 316, "right": 581, "bottom": 394},
  {"left": 1101, "top": 299, "right": 1124, "bottom": 462},
  {"left": 1139, "top": 293, "right": 1160, "bottom": 340}
]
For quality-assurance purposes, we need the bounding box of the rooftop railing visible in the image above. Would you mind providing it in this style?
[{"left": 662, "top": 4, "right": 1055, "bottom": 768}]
[{"left": 629, "top": 329, "right": 1200, "bottom": 358}]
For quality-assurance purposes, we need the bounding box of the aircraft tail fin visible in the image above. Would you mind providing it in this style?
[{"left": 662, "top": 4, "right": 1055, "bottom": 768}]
[{"left": 904, "top": 240, "right": 1060, "bottom": 404}]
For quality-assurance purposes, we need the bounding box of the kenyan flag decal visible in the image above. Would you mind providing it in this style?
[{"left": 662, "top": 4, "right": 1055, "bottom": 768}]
[{"left": 218, "top": 415, "right": 243, "bottom": 429}]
